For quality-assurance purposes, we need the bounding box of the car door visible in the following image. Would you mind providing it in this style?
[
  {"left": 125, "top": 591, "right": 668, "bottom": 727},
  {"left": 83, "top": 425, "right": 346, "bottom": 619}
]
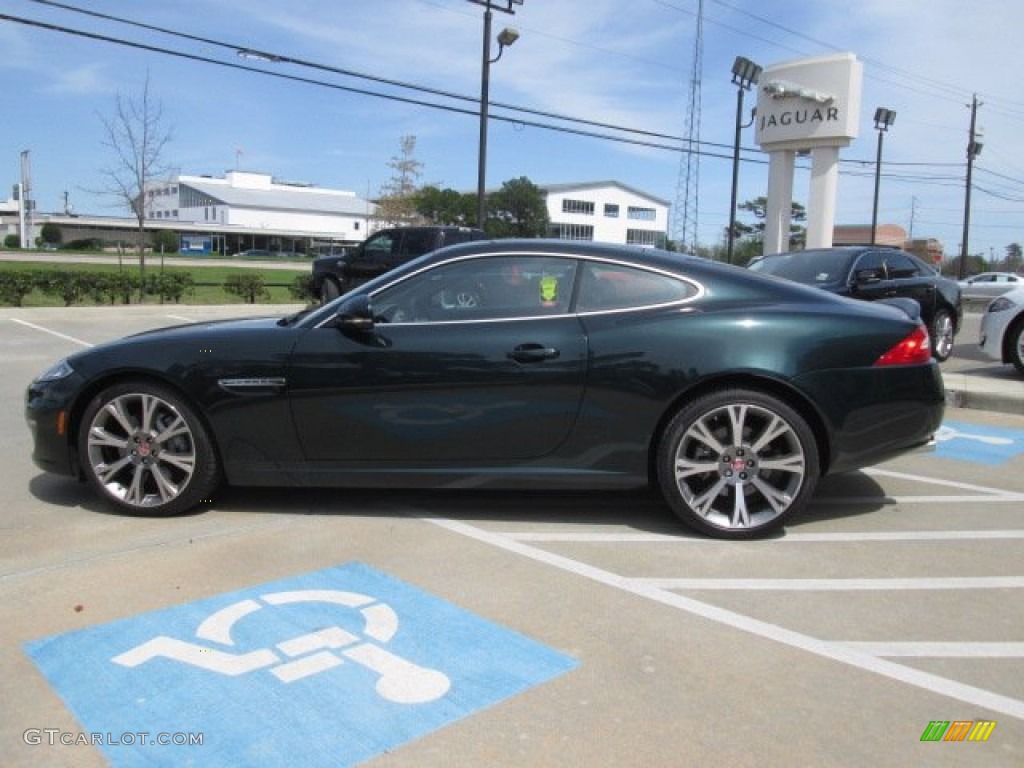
[
  {"left": 884, "top": 250, "right": 937, "bottom": 319},
  {"left": 287, "top": 254, "right": 586, "bottom": 463},
  {"left": 348, "top": 230, "right": 398, "bottom": 283},
  {"left": 389, "top": 228, "right": 436, "bottom": 271},
  {"left": 847, "top": 250, "right": 894, "bottom": 301}
]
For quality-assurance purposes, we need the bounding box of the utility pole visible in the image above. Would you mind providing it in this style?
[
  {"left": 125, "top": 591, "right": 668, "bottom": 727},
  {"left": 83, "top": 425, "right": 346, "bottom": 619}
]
[
  {"left": 959, "top": 95, "right": 982, "bottom": 279},
  {"left": 20, "top": 150, "right": 33, "bottom": 249}
]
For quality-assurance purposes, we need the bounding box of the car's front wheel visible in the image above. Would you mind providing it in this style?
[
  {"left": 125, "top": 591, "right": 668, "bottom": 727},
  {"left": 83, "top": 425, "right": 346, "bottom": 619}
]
[
  {"left": 930, "top": 309, "right": 955, "bottom": 361},
  {"left": 657, "top": 389, "right": 819, "bottom": 539},
  {"left": 1007, "top": 317, "right": 1024, "bottom": 375},
  {"left": 78, "top": 380, "right": 220, "bottom": 516}
]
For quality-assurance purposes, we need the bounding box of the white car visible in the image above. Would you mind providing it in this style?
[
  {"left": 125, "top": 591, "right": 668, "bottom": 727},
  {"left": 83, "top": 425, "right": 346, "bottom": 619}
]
[
  {"left": 979, "top": 287, "right": 1024, "bottom": 375},
  {"left": 958, "top": 272, "right": 1023, "bottom": 303}
]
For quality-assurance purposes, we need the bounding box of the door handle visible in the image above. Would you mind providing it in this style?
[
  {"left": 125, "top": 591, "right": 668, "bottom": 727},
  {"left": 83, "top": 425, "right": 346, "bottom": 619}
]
[{"left": 508, "top": 343, "right": 560, "bottom": 363}]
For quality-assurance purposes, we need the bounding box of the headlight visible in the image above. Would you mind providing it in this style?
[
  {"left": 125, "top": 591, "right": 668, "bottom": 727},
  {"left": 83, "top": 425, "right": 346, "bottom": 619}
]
[
  {"left": 35, "top": 359, "right": 74, "bottom": 382},
  {"left": 987, "top": 296, "right": 1018, "bottom": 313}
]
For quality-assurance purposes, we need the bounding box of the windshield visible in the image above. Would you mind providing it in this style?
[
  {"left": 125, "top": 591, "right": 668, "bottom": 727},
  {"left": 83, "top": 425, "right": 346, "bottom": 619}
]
[{"left": 748, "top": 249, "right": 856, "bottom": 286}]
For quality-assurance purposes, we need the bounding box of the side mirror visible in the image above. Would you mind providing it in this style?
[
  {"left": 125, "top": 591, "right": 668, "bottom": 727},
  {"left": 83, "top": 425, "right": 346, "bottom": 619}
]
[
  {"left": 854, "top": 268, "right": 883, "bottom": 285},
  {"left": 332, "top": 294, "right": 374, "bottom": 331}
]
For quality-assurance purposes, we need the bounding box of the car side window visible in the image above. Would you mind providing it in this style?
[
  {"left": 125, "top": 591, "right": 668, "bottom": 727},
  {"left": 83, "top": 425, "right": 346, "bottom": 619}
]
[
  {"left": 372, "top": 256, "right": 577, "bottom": 323},
  {"left": 401, "top": 229, "right": 437, "bottom": 258},
  {"left": 852, "top": 252, "right": 887, "bottom": 282},
  {"left": 885, "top": 252, "right": 920, "bottom": 279},
  {"left": 577, "top": 262, "right": 696, "bottom": 311},
  {"left": 362, "top": 233, "right": 395, "bottom": 260}
]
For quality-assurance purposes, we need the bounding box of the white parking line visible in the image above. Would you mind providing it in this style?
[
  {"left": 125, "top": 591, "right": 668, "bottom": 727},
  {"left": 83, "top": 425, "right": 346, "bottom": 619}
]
[
  {"left": 842, "top": 642, "right": 1024, "bottom": 658},
  {"left": 635, "top": 576, "right": 1024, "bottom": 590},
  {"left": 506, "top": 530, "right": 1024, "bottom": 543},
  {"left": 421, "top": 514, "right": 1024, "bottom": 720},
  {"left": 9, "top": 318, "right": 93, "bottom": 347}
]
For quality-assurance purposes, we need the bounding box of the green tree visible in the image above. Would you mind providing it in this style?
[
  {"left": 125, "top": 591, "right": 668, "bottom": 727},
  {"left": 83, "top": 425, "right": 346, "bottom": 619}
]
[
  {"left": 414, "top": 185, "right": 475, "bottom": 226},
  {"left": 1005, "top": 243, "right": 1022, "bottom": 273},
  {"left": 485, "top": 177, "right": 549, "bottom": 237},
  {"left": 151, "top": 230, "right": 179, "bottom": 254},
  {"left": 224, "top": 273, "right": 269, "bottom": 303},
  {"left": 729, "top": 196, "right": 807, "bottom": 265},
  {"left": 40, "top": 222, "right": 62, "bottom": 246}
]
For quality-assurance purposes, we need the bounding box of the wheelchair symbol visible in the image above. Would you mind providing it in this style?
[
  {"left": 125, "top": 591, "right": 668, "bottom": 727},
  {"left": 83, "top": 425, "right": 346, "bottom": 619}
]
[
  {"left": 935, "top": 425, "right": 1014, "bottom": 447},
  {"left": 111, "top": 589, "right": 451, "bottom": 704}
]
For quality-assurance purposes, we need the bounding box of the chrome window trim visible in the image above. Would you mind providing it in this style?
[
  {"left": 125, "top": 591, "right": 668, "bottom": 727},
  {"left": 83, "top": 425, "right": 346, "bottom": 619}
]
[{"left": 314, "top": 250, "right": 706, "bottom": 329}]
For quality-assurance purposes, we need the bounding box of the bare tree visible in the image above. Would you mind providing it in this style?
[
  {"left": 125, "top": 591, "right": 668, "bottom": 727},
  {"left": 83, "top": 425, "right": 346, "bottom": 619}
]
[
  {"left": 97, "top": 72, "right": 173, "bottom": 292},
  {"left": 376, "top": 135, "right": 424, "bottom": 227}
]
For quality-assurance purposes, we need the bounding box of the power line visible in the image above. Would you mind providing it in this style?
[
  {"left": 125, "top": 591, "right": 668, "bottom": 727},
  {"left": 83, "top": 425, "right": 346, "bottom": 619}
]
[{"left": 7, "top": 4, "right": 1023, "bottom": 198}]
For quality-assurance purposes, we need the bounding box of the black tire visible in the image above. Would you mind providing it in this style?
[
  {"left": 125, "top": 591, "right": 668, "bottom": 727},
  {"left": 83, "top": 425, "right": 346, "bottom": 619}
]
[
  {"left": 656, "top": 388, "right": 819, "bottom": 539},
  {"left": 930, "top": 308, "right": 955, "bottom": 362},
  {"left": 1007, "top": 318, "right": 1024, "bottom": 375},
  {"left": 78, "top": 380, "right": 220, "bottom": 516},
  {"left": 320, "top": 277, "right": 342, "bottom": 304}
]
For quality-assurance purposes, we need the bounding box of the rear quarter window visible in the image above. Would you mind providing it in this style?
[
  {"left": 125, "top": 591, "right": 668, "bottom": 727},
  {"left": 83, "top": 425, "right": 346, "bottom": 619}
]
[{"left": 577, "top": 262, "right": 698, "bottom": 311}]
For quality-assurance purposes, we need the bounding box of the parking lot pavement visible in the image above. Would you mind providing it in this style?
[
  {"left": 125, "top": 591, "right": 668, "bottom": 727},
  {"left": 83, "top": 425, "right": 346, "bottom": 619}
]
[{"left": 2, "top": 305, "right": 1023, "bottom": 767}]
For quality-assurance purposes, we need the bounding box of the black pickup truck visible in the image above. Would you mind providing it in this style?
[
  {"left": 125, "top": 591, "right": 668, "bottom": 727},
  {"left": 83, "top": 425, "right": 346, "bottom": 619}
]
[{"left": 311, "top": 226, "right": 487, "bottom": 303}]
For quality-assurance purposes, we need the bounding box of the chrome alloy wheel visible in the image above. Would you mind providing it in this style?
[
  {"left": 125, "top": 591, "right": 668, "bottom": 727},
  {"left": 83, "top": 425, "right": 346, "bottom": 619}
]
[
  {"left": 85, "top": 392, "right": 197, "bottom": 509},
  {"left": 671, "top": 401, "right": 808, "bottom": 533},
  {"left": 931, "top": 310, "right": 955, "bottom": 361}
]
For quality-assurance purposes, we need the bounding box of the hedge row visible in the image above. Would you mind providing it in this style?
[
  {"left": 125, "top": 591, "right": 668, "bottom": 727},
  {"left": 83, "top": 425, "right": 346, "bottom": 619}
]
[{"left": 0, "top": 269, "right": 315, "bottom": 306}]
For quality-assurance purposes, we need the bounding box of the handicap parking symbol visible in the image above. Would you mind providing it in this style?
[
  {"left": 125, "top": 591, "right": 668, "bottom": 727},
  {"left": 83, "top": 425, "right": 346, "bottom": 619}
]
[
  {"left": 25, "top": 563, "right": 577, "bottom": 768},
  {"left": 934, "top": 420, "right": 1024, "bottom": 465}
]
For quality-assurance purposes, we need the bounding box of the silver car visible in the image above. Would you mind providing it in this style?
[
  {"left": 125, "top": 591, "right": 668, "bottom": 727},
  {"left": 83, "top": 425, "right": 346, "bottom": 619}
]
[
  {"left": 959, "top": 272, "right": 1022, "bottom": 303},
  {"left": 979, "top": 286, "right": 1024, "bottom": 375}
]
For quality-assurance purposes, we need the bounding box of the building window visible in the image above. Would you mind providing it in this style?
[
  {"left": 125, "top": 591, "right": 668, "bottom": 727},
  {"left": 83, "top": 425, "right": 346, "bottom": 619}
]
[
  {"left": 550, "top": 223, "right": 594, "bottom": 241},
  {"left": 627, "top": 206, "right": 656, "bottom": 221},
  {"left": 562, "top": 199, "right": 595, "bottom": 215},
  {"left": 604, "top": 204, "right": 619, "bottom": 218},
  {"left": 626, "top": 229, "right": 664, "bottom": 247},
  {"left": 354, "top": 221, "right": 360, "bottom": 231}
]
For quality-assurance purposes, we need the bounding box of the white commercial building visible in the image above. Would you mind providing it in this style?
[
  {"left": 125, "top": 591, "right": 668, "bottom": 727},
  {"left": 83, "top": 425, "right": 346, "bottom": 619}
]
[
  {"left": 542, "top": 181, "right": 670, "bottom": 247},
  {"left": 144, "top": 171, "right": 377, "bottom": 249},
  {"left": 2, "top": 174, "right": 670, "bottom": 253}
]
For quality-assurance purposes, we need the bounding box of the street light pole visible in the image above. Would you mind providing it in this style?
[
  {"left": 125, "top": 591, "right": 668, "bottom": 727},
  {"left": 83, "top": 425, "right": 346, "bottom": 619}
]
[
  {"left": 471, "top": 0, "right": 521, "bottom": 230},
  {"left": 477, "top": 6, "right": 494, "bottom": 230},
  {"left": 726, "top": 56, "right": 761, "bottom": 264},
  {"left": 870, "top": 107, "right": 896, "bottom": 246}
]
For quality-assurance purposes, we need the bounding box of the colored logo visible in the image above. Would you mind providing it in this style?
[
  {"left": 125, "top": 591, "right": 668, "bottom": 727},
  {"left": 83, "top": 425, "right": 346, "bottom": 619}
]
[{"left": 920, "top": 720, "right": 996, "bottom": 742}]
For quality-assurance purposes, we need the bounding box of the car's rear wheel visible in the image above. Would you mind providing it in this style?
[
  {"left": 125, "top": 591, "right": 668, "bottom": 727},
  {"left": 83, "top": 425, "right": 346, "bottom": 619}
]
[
  {"left": 320, "top": 277, "right": 342, "bottom": 304},
  {"left": 78, "top": 380, "right": 220, "bottom": 516},
  {"left": 657, "top": 389, "right": 819, "bottom": 539},
  {"left": 930, "top": 309, "right": 955, "bottom": 361}
]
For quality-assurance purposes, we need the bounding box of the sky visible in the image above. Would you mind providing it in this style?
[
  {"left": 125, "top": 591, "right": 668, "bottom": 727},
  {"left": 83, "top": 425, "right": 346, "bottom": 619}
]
[{"left": 2, "top": 0, "right": 1023, "bottom": 264}]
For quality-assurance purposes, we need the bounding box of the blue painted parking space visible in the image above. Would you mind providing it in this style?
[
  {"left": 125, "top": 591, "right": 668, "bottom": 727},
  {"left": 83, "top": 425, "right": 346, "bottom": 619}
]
[
  {"left": 935, "top": 420, "right": 1024, "bottom": 465},
  {"left": 24, "top": 563, "right": 577, "bottom": 768}
]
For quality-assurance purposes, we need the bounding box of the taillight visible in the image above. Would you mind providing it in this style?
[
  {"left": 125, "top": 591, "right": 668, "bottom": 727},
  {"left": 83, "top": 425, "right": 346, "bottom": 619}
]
[{"left": 874, "top": 325, "right": 932, "bottom": 366}]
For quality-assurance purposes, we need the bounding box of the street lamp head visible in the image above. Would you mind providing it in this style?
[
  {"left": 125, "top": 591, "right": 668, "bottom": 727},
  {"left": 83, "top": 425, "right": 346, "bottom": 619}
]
[
  {"left": 497, "top": 27, "right": 520, "bottom": 47},
  {"left": 873, "top": 107, "right": 896, "bottom": 131},
  {"left": 731, "top": 56, "right": 762, "bottom": 90}
]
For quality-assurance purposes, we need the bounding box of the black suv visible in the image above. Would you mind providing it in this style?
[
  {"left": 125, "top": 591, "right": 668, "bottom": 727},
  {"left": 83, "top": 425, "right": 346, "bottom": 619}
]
[
  {"left": 748, "top": 246, "right": 962, "bottom": 361},
  {"left": 312, "top": 226, "right": 487, "bottom": 302}
]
